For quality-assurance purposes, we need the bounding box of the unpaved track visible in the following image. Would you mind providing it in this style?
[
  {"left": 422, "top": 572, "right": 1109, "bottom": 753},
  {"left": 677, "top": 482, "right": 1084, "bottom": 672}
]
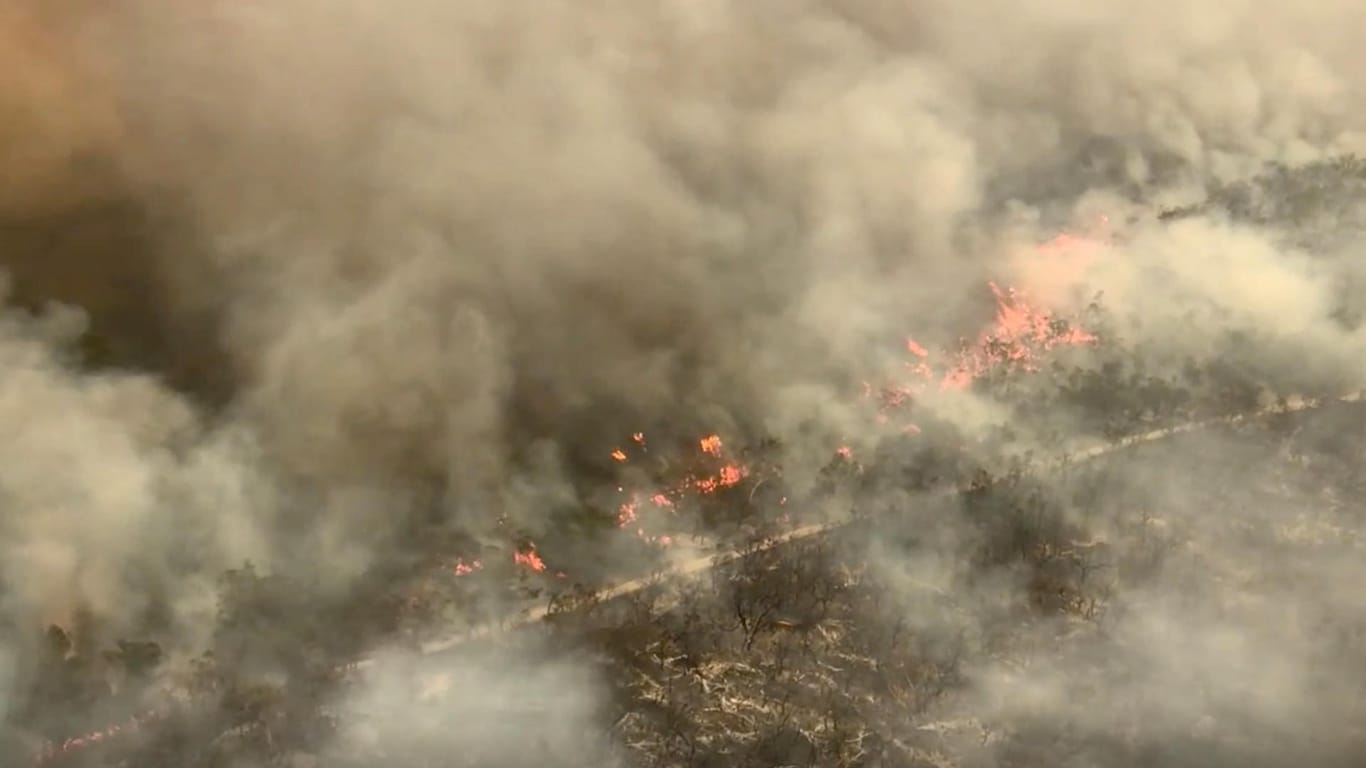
[
  {"left": 35, "top": 390, "right": 1365, "bottom": 763},
  {"left": 399, "top": 390, "right": 1366, "bottom": 661}
]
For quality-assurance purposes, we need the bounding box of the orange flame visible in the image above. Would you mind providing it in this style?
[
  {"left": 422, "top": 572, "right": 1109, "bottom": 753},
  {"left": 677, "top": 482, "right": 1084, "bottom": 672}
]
[
  {"left": 34, "top": 710, "right": 162, "bottom": 765},
  {"left": 694, "top": 463, "right": 747, "bottom": 493},
  {"left": 937, "top": 280, "right": 1095, "bottom": 389},
  {"left": 452, "top": 558, "right": 483, "bottom": 576},
  {"left": 514, "top": 545, "right": 546, "bottom": 573},
  {"left": 609, "top": 428, "right": 754, "bottom": 547}
]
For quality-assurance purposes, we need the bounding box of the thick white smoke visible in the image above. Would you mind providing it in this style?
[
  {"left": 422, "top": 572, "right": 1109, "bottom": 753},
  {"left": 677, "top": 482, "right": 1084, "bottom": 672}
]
[{"left": 3, "top": 0, "right": 1366, "bottom": 762}]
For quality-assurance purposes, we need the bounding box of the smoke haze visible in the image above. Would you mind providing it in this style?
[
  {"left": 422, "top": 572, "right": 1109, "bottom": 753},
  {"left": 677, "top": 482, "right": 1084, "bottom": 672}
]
[{"left": 4, "top": 0, "right": 1366, "bottom": 764}]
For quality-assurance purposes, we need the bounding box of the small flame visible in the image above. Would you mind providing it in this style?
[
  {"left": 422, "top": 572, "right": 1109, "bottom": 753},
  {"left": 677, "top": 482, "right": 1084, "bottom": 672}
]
[
  {"left": 514, "top": 546, "right": 546, "bottom": 573},
  {"left": 694, "top": 463, "right": 748, "bottom": 493},
  {"left": 610, "top": 448, "right": 628, "bottom": 462},
  {"left": 452, "top": 558, "right": 484, "bottom": 576},
  {"left": 611, "top": 427, "right": 752, "bottom": 543}
]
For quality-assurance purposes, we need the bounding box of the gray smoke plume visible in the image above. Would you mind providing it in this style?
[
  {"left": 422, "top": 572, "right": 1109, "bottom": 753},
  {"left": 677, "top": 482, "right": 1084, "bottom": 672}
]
[{"left": 3, "top": 0, "right": 1366, "bottom": 763}]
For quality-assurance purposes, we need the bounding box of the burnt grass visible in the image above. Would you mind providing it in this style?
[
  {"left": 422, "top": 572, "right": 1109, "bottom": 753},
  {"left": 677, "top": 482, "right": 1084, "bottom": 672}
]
[
  {"left": 12, "top": 154, "right": 1366, "bottom": 768},
  {"left": 578, "top": 410, "right": 1366, "bottom": 767},
  {"left": 14, "top": 252, "right": 1366, "bottom": 768},
  {"left": 21, "top": 390, "right": 1366, "bottom": 768}
]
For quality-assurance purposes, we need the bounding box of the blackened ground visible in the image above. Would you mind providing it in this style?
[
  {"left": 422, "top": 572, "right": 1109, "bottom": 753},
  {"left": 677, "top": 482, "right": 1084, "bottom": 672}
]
[
  {"left": 22, "top": 396, "right": 1366, "bottom": 768},
  {"left": 562, "top": 404, "right": 1366, "bottom": 767}
]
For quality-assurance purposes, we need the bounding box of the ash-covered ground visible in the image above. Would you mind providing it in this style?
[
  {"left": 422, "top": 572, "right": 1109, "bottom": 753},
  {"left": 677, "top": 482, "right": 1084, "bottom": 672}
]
[
  {"left": 50, "top": 396, "right": 1365, "bottom": 768},
  {"left": 18, "top": 334, "right": 1366, "bottom": 768}
]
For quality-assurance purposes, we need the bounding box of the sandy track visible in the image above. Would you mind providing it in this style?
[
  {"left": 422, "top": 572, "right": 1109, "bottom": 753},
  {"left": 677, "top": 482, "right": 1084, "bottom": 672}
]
[
  {"left": 34, "top": 390, "right": 1364, "bottom": 763},
  {"left": 393, "top": 389, "right": 1366, "bottom": 663}
]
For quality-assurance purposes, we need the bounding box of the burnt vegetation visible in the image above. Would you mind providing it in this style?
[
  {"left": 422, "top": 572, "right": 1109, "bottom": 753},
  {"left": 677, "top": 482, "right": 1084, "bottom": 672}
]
[
  {"left": 19, "top": 381, "right": 1366, "bottom": 766},
  {"left": 9, "top": 163, "right": 1366, "bottom": 767},
  {"left": 33, "top": 402, "right": 1361, "bottom": 768}
]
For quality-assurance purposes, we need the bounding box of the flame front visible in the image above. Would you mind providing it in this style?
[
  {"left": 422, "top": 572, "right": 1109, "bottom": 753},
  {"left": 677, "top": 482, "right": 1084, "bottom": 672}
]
[
  {"left": 610, "top": 431, "right": 752, "bottom": 544},
  {"left": 37, "top": 227, "right": 1110, "bottom": 765},
  {"left": 452, "top": 229, "right": 1099, "bottom": 581}
]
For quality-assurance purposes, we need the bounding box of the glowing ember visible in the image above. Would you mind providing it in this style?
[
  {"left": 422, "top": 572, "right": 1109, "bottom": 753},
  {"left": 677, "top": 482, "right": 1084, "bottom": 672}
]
[
  {"left": 34, "top": 710, "right": 162, "bottom": 765},
  {"left": 610, "top": 448, "right": 628, "bottom": 462},
  {"left": 449, "top": 546, "right": 547, "bottom": 578},
  {"left": 452, "top": 558, "right": 483, "bottom": 576}
]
